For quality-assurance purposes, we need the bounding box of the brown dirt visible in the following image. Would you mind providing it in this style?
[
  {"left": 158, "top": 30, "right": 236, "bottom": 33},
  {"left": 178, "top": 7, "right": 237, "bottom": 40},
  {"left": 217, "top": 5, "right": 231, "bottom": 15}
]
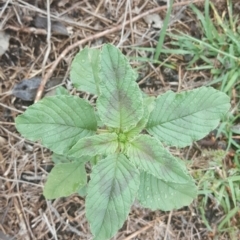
[{"left": 0, "top": 0, "right": 239, "bottom": 239}]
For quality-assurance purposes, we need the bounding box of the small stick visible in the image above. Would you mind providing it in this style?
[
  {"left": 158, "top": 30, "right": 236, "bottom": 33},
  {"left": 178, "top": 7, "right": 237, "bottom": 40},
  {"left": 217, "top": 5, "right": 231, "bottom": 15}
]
[
  {"left": 164, "top": 210, "right": 173, "bottom": 240},
  {"left": 0, "top": 121, "right": 15, "bottom": 125},
  {"left": 123, "top": 222, "right": 155, "bottom": 240},
  {"left": 35, "top": 0, "right": 203, "bottom": 102},
  {"left": 41, "top": 0, "right": 51, "bottom": 78}
]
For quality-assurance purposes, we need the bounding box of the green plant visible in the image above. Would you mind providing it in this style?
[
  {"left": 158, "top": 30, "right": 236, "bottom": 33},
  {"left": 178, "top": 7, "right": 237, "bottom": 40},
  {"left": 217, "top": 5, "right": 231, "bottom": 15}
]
[
  {"left": 137, "top": 0, "right": 240, "bottom": 96},
  {"left": 194, "top": 149, "right": 240, "bottom": 236},
  {"left": 139, "top": 0, "right": 240, "bottom": 151},
  {"left": 154, "top": 0, "right": 174, "bottom": 61},
  {"left": 128, "top": 0, "right": 174, "bottom": 68},
  {"left": 165, "top": 0, "right": 240, "bottom": 95},
  {"left": 15, "top": 44, "right": 230, "bottom": 239}
]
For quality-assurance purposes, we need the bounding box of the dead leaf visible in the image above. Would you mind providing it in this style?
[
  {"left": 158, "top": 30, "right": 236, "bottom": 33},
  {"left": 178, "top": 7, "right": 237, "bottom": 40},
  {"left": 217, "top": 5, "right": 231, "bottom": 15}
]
[
  {"left": 0, "top": 136, "right": 6, "bottom": 146},
  {"left": 34, "top": 16, "right": 69, "bottom": 36},
  {"left": 57, "top": 0, "right": 69, "bottom": 7},
  {"left": 12, "top": 77, "right": 42, "bottom": 101},
  {"left": 52, "top": 21, "right": 69, "bottom": 36},
  {"left": 0, "top": 31, "right": 10, "bottom": 56},
  {"left": 12, "top": 77, "right": 63, "bottom": 101},
  {"left": 0, "top": 230, "right": 14, "bottom": 240},
  {"left": 143, "top": 14, "right": 163, "bottom": 29}
]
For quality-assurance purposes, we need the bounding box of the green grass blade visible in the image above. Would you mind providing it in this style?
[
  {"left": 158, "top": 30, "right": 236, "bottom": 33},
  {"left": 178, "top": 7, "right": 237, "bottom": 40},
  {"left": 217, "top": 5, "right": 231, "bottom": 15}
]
[
  {"left": 217, "top": 206, "right": 239, "bottom": 231},
  {"left": 199, "top": 207, "right": 212, "bottom": 231},
  {"left": 154, "top": 0, "right": 173, "bottom": 61}
]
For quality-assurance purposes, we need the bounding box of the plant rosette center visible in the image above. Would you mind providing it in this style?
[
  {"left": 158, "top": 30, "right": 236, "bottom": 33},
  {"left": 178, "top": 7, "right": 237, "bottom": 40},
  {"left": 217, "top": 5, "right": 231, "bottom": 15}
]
[{"left": 118, "top": 132, "right": 127, "bottom": 143}]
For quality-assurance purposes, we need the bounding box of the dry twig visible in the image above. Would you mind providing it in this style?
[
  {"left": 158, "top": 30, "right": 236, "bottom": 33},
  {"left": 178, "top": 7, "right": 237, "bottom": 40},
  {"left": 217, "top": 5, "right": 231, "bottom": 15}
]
[
  {"left": 164, "top": 210, "right": 173, "bottom": 240},
  {"left": 123, "top": 221, "right": 155, "bottom": 240},
  {"left": 41, "top": 0, "right": 51, "bottom": 78}
]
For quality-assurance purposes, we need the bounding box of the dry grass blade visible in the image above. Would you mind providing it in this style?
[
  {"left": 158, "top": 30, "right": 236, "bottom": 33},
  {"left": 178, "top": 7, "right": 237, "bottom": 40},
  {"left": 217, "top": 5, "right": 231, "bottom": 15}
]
[{"left": 123, "top": 222, "right": 155, "bottom": 240}]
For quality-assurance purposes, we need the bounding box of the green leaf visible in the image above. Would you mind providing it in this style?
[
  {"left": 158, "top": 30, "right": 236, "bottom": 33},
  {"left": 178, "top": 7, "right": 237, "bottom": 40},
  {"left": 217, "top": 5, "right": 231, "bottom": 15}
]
[
  {"left": 86, "top": 154, "right": 139, "bottom": 240},
  {"left": 43, "top": 162, "right": 87, "bottom": 199},
  {"left": 138, "top": 171, "right": 197, "bottom": 211},
  {"left": 97, "top": 44, "right": 143, "bottom": 131},
  {"left": 68, "top": 133, "right": 119, "bottom": 157},
  {"left": 95, "top": 111, "right": 105, "bottom": 128},
  {"left": 77, "top": 184, "right": 87, "bottom": 197},
  {"left": 52, "top": 153, "right": 92, "bottom": 164},
  {"left": 125, "top": 96, "right": 155, "bottom": 139},
  {"left": 146, "top": 87, "right": 230, "bottom": 147},
  {"left": 70, "top": 47, "right": 101, "bottom": 95},
  {"left": 55, "top": 86, "right": 69, "bottom": 95},
  {"left": 15, "top": 95, "right": 97, "bottom": 155},
  {"left": 127, "top": 135, "right": 190, "bottom": 183}
]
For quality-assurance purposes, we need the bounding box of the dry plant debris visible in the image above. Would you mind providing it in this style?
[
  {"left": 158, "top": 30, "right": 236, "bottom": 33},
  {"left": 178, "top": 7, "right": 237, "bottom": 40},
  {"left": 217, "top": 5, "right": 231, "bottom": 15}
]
[
  {"left": 0, "top": 0, "right": 237, "bottom": 239},
  {"left": 0, "top": 31, "right": 10, "bottom": 56}
]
